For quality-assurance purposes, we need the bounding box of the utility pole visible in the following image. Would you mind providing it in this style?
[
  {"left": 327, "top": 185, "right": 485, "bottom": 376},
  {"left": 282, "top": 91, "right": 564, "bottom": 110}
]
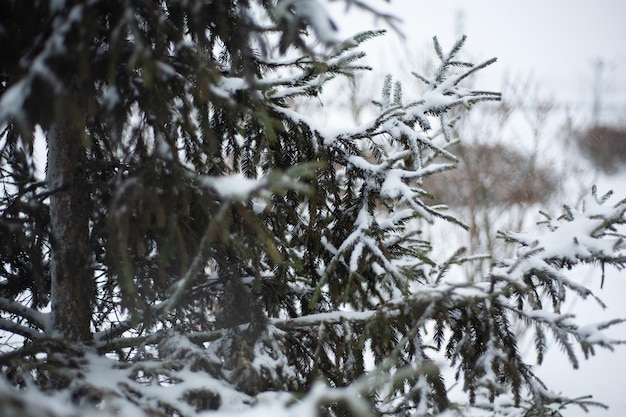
[
  {"left": 592, "top": 58, "right": 604, "bottom": 126},
  {"left": 454, "top": 8, "right": 466, "bottom": 41}
]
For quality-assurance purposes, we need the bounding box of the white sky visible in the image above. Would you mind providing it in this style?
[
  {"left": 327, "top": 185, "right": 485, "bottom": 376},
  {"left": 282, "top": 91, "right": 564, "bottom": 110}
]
[{"left": 333, "top": 0, "right": 626, "bottom": 124}]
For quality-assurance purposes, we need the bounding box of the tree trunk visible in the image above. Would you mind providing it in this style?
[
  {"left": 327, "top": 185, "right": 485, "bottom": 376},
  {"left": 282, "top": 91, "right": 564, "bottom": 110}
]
[{"left": 47, "top": 116, "right": 93, "bottom": 342}]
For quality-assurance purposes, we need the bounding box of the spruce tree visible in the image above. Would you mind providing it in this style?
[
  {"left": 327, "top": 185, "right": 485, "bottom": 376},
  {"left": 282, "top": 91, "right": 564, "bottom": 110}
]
[{"left": 1, "top": 1, "right": 625, "bottom": 416}]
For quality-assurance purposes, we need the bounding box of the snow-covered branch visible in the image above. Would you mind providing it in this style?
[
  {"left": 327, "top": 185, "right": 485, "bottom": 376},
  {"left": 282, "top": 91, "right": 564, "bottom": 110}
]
[
  {"left": 0, "top": 317, "right": 45, "bottom": 341},
  {"left": 494, "top": 187, "right": 626, "bottom": 302},
  {"left": 0, "top": 297, "right": 49, "bottom": 331}
]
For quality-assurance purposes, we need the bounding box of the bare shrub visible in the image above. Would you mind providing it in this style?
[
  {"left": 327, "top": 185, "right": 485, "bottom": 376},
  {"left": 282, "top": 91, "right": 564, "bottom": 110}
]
[
  {"left": 574, "top": 125, "right": 626, "bottom": 173},
  {"left": 424, "top": 141, "right": 562, "bottom": 208}
]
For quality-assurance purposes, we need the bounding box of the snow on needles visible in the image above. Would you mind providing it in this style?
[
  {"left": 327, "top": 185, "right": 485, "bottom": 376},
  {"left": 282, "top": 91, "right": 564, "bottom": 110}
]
[
  {"left": 199, "top": 174, "right": 265, "bottom": 200},
  {"left": 501, "top": 190, "right": 626, "bottom": 269}
]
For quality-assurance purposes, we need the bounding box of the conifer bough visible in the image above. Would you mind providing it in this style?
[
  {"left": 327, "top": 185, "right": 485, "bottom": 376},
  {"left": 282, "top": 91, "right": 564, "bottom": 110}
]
[{"left": 0, "top": 1, "right": 624, "bottom": 416}]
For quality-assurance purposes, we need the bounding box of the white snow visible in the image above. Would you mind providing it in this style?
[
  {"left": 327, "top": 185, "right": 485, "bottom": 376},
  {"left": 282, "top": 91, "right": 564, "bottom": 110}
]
[
  {"left": 273, "top": 0, "right": 342, "bottom": 46},
  {"left": 199, "top": 174, "right": 264, "bottom": 200},
  {"left": 380, "top": 169, "right": 415, "bottom": 199},
  {"left": 0, "top": 79, "right": 30, "bottom": 126}
]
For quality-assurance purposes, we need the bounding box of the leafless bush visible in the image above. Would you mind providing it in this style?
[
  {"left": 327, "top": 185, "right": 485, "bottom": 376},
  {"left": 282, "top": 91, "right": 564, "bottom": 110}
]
[
  {"left": 424, "top": 141, "right": 562, "bottom": 208},
  {"left": 423, "top": 139, "right": 564, "bottom": 280},
  {"left": 574, "top": 125, "right": 626, "bottom": 173}
]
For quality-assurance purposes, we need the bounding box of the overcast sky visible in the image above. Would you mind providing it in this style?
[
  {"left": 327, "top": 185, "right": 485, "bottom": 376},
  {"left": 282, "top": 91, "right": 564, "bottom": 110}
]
[{"left": 333, "top": 0, "right": 626, "bottom": 125}]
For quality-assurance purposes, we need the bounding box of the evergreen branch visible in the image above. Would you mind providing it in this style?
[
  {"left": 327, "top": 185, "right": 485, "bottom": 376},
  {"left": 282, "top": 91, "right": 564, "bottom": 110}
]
[
  {"left": 93, "top": 321, "right": 134, "bottom": 344},
  {"left": 153, "top": 201, "right": 233, "bottom": 317},
  {"left": 96, "top": 324, "right": 248, "bottom": 353},
  {"left": 435, "top": 247, "right": 468, "bottom": 284},
  {"left": 447, "top": 35, "right": 467, "bottom": 61},
  {"left": 0, "top": 338, "right": 67, "bottom": 364},
  {"left": 95, "top": 333, "right": 152, "bottom": 353},
  {"left": 273, "top": 310, "right": 375, "bottom": 330},
  {"left": 432, "top": 36, "right": 444, "bottom": 61},
  {"left": 7, "top": 2, "right": 621, "bottom": 415},
  {"left": 186, "top": 327, "right": 248, "bottom": 344},
  {"left": 0, "top": 318, "right": 45, "bottom": 340},
  {"left": 0, "top": 345, "right": 35, "bottom": 364},
  {"left": 328, "top": 30, "right": 385, "bottom": 58},
  {"left": 452, "top": 57, "right": 498, "bottom": 86},
  {"left": 0, "top": 297, "right": 49, "bottom": 331}
]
